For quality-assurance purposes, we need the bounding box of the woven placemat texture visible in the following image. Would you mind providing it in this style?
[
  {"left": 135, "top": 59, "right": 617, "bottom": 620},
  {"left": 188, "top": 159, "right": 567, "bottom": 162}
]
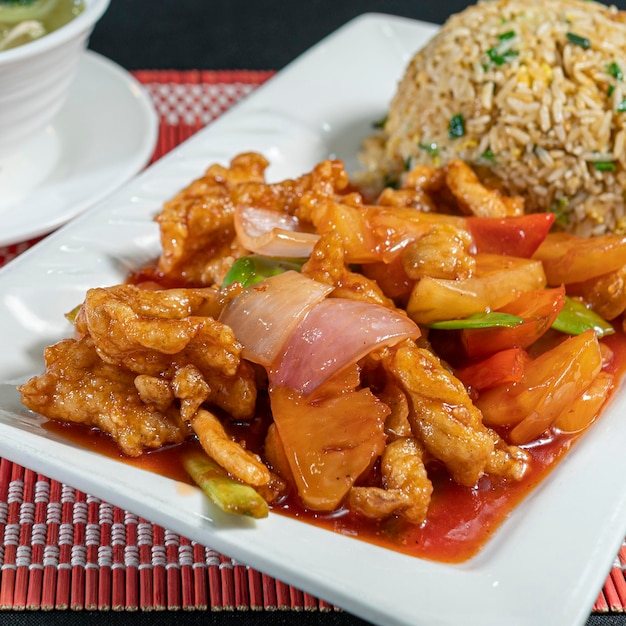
[{"left": 0, "top": 69, "right": 624, "bottom": 614}]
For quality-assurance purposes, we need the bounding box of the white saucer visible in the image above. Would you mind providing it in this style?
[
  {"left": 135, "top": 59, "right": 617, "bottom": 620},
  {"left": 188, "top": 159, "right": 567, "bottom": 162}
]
[{"left": 0, "top": 50, "right": 158, "bottom": 247}]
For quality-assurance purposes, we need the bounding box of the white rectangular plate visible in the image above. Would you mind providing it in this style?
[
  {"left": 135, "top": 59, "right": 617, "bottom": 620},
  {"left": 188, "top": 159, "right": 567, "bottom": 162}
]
[{"left": 1, "top": 13, "right": 625, "bottom": 626}]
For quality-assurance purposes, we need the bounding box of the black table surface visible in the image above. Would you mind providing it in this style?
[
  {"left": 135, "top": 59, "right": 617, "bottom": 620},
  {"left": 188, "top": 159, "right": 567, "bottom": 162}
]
[
  {"left": 21, "top": 1, "right": 625, "bottom": 625},
  {"left": 89, "top": 0, "right": 626, "bottom": 71}
]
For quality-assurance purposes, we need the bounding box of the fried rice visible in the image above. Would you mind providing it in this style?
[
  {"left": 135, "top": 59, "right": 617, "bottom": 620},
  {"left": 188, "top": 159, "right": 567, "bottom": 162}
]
[{"left": 359, "top": 0, "right": 626, "bottom": 236}]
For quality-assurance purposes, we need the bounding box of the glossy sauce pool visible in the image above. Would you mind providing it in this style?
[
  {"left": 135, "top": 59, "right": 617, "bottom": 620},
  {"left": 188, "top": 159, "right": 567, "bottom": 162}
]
[{"left": 44, "top": 328, "right": 626, "bottom": 564}]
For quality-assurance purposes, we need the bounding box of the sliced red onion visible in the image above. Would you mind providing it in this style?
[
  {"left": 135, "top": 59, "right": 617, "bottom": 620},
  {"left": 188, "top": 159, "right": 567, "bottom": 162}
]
[
  {"left": 234, "top": 205, "right": 320, "bottom": 258},
  {"left": 270, "top": 298, "right": 420, "bottom": 395},
  {"left": 218, "top": 270, "right": 332, "bottom": 367}
]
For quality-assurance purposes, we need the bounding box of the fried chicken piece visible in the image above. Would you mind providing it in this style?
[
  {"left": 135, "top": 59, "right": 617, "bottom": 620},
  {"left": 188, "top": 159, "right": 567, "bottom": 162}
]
[
  {"left": 232, "top": 157, "right": 348, "bottom": 218},
  {"left": 376, "top": 187, "right": 439, "bottom": 213},
  {"left": 403, "top": 164, "right": 446, "bottom": 193},
  {"left": 378, "top": 380, "right": 413, "bottom": 439},
  {"left": 487, "top": 435, "right": 531, "bottom": 481},
  {"left": 376, "top": 164, "right": 466, "bottom": 214},
  {"left": 301, "top": 231, "right": 395, "bottom": 307},
  {"left": 348, "top": 437, "right": 433, "bottom": 523},
  {"left": 289, "top": 158, "right": 351, "bottom": 223},
  {"left": 191, "top": 409, "right": 271, "bottom": 487},
  {"left": 156, "top": 152, "right": 268, "bottom": 285},
  {"left": 445, "top": 159, "right": 524, "bottom": 218},
  {"left": 134, "top": 374, "right": 174, "bottom": 412},
  {"left": 76, "top": 284, "right": 257, "bottom": 420},
  {"left": 19, "top": 337, "right": 190, "bottom": 457},
  {"left": 348, "top": 486, "right": 409, "bottom": 519},
  {"left": 382, "top": 340, "right": 529, "bottom": 486},
  {"left": 156, "top": 153, "right": 349, "bottom": 286},
  {"left": 401, "top": 223, "right": 476, "bottom": 280},
  {"left": 171, "top": 364, "right": 212, "bottom": 422}
]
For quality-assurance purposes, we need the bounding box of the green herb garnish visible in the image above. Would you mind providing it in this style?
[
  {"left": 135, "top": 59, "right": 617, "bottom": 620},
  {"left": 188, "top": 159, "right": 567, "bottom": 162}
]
[
  {"left": 498, "top": 30, "right": 516, "bottom": 41},
  {"left": 607, "top": 61, "right": 624, "bottom": 80},
  {"left": 479, "top": 148, "right": 495, "bottom": 162},
  {"left": 486, "top": 46, "right": 519, "bottom": 66},
  {"left": 566, "top": 32, "right": 591, "bottom": 49},
  {"left": 617, "top": 100, "right": 626, "bottom": 113},
  {"left": 418, "top": 141, "right": 439, "bottom": 157},
  {"left": 383, "top": 174, "right": 400, "bottom": 189},
  {"left": 448, "top": 114, "right": 466, "bottom": 139},
  {"left": 592, "top": 160, "right": 617, "bottom": 172}
]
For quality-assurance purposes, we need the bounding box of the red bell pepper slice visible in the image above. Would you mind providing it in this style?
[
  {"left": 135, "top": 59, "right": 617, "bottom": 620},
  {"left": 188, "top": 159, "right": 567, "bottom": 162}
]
[
  {"left": 455, "top": 347, "right": 530, "bottom": 391},
  {"left": 466, "top": 213, "right": 555, "bottom": 258}
]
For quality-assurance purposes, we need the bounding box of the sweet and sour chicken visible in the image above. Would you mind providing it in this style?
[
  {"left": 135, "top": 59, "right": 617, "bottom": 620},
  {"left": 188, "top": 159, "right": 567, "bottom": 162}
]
[{"left": 19, "top": 152, "right": 621, "bottom": 527}]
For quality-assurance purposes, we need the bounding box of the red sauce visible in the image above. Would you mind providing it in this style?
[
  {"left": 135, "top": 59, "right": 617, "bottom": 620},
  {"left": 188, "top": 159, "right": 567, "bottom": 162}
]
[
  {"left": 45, "top": 260, "right": 626, "bottom": 565},
  {"left": 43, "top": 327, "right": 626, "bottom": 564}
]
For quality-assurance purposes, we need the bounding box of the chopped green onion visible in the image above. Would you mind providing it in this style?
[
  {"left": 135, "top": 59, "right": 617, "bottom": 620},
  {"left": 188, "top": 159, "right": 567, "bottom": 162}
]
[
  {"left": 607, "top": 61, "right": 624, "bottom": 80},
  {"left": 404, "top": 156, "right": 413, "bottom": 171},
  {"left": 222, "top": 255, "right": 303, "bottom": 288},
  {"left": 448, "top": 114, "right": 466, "bottom": 139},
  {"left": 566, "top": 32, "right": 591, "bottom": 49},
  {"left": 617, "top": 99, "right": 626, "bottom": 113},
  {"left": 551, "top": 296, "right": 614, "bottom": 338},
  {"left": 182, "top": 450, "right": 269, "bottom": 519},
  {"left": 479, "top": 148, "right": 495, "bottom": 162},
  {"left": 418, "top": 141, "right": 439, "bottom": 157},
  {"left": 498, "top": 30, "right": 516, "bottom": 41},
  {"left": 486, "top": 47, "right": 519, "bottom": 66},
  {"left": 608, "top": 84, "right": 615, "bottom": 97},
  {"left": 592, "top": 160, "right": 617, "bottom": 172},
  {"left": 427, "top": 312, "right": 523, "bottom": 330}
]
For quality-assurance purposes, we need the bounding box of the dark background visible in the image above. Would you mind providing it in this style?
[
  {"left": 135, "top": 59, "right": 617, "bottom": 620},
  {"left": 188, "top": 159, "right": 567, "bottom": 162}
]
[
  {"left": 88, "top": 0, "right": 626, "bottom": 71},
  {"left": 78, "top": 1, "right": 626, "bottom": 625}
]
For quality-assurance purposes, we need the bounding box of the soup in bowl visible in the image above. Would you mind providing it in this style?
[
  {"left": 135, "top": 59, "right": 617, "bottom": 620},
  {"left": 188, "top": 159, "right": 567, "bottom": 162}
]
[{"left": 0, "top": 0, "right": 110, "bottom": 162}]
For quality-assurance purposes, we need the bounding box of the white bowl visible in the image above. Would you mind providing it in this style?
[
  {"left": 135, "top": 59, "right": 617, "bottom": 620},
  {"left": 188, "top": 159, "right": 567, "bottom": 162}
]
[{"left": 0, "top": 0, "right": 110, "bottom": 163}]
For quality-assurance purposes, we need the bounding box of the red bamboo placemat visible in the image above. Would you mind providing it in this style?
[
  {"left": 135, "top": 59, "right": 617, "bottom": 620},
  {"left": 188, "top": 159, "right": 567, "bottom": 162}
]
[{"left": 0, "top": 69, "right": 624, "bottom": 616}]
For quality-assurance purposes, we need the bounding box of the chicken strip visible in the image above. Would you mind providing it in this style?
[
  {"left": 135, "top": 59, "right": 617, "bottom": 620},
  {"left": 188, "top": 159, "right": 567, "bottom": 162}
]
[
  {"left": 190, "top": 409, "right": 271, "bottom": 487},
  {"left": 445, "top": 159, "right": 524, "bottom": 218},
  {"left": 156, "top": 152, "right": 268, "bottom": 285},
  {"left": 19, "top": 337, "right": 190, "bottom": 457},
  {"left": 156, "top": 153, "right": 349, "bottom": 286},
  {"left": 400, "top": 223, "right": 475, "bottom": 280},
  {"left": 76, "top": 284, "right": 256, "bottom": 420},
  {"left": 301, "top": 231, "right": 395, "bottom": 307},
  {"left": 349, "top": 437, "right": 433, "bottom": 523},
  {"left": 382, "top": 340, "right": 529, "bottom": 486}
]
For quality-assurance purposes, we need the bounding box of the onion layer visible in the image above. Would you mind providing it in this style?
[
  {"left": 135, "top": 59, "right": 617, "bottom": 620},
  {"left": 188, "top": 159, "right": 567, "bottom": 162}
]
[
  {"left": 218, "top": 270, "right": 332, "bottom": 367},
  {"left": 234, "top": 205, "right": 320, "bottom": 258},
  {"left": 270, "top": 298, "right": 421, "bottom": 395}
]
